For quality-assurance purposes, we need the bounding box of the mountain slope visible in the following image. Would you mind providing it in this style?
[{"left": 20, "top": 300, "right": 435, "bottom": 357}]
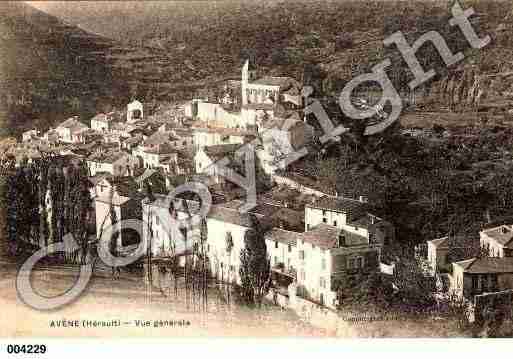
[{"left": 0, "top": 1, "right": 131, "bottom": 137}]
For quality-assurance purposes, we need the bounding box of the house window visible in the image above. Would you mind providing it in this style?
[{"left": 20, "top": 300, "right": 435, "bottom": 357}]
[
  {"left": 274, "top": 256, "right": 278, "bottom": 265},
  {"left": 472, "top": 276, "right": 479, "bottom": 291},
  {"left": 348, "top": 256, "right": 364, "bottom": 269},
  {"left": 491, "top": 274, "right": 498, "bottom": 290},
  {"left": 322, "top": 210, "right": 327, "bottom": 216},
  {"left": 306, "top": 224, "right": 310, "bottom": 231},
  {"left": 321, "top": 258, "right": 326, "bottom": 270},
  {"left": 156, "top": 217, "right": 159, "bottom": 225},
  {"left": 322, "top": 218, "right": 327, "bottom": 223},
  {"left": 299, "top": 250, "right": 305, "bottom": 260},
  {"left": 300, "top": 270, "right": 305, "bottom": 281},
  {"left": 333, "top": 220, "right": 337, "bottom": 227},
  {"left": 348, "top": 258, "right": 355, "bottom": 269},
  {"left": 320, "top": 277, "right": 326, "bottom": 289},
  {"left": 275, "top": 241, "right": 279, "bottom": 249},
  {"left": 288, "top": 244, "right": 292, "bottom": 253}
]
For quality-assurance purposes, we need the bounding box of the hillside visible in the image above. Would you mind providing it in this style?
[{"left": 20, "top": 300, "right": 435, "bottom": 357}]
[
  {"left": 0, "top": 2, "right": 132, "bottom": 137},
  {"left": 30, "top": 1, "right": 513, "bottom": 95},
  {"left": 5, "top": 0, "right": 513, "bottom": 137}
]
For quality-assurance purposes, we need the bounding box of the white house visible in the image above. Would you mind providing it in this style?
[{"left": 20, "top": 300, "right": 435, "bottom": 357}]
[
  {"left": 480, "top": 224, "right": 513, "bottom": 258},
  {"left": 22, "top": 129, "right": 40, "bottom": 142},
  {"left": 90, "top": 113, "right": 115, "bottom": 132},
  {"left": 449, "top": 257, "right": 513, "bottom": 299},
  {"left": 258, "top": 116, "right": 313, "bottom": 175},
  {"left": 127, "top": 99, "right": 144, "bottom": 123},
  {"left": 87, "top": 151, "right": 135, "bottom": 177},
  {"left": 192, "top": 125, "right": 253, "bottom": 151},
  {"left": 132, "top": 140, "right": 178, "bottom": 172},
  {"left": 55, "top": 117, "right": 89, "bottom": 143},
  {"left": 194, "top": 144, "right": 240, "bottom": 184},
  {"left": 94, "top": 176, "right": 143, "bottom": 247},
  {"left": 426, "top": 235, "right": 478, "bottom": 275}
]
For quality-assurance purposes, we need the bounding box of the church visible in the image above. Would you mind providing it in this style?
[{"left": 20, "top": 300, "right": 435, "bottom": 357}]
[{"left": 187, "top": 59, "right": 304, "bottom": 131}]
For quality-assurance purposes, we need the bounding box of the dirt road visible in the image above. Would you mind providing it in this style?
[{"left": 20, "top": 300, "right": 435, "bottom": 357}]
[{"left": 0, "top": 263, "right": 331, "bottom": 338}]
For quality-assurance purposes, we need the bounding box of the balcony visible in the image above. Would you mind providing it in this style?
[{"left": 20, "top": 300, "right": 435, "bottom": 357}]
[{"left": 272, "top": 262, "right": 297, "bottom": 280}]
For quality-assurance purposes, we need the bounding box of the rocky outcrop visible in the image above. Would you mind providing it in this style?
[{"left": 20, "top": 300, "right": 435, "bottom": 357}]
[{"left": 431, "top": 67, "right": 513, "bottom": 113}]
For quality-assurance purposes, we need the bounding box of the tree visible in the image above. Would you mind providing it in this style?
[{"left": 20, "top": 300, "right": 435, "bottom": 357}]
[
  {"left": 239, "top": 214, "right": 271, "bottom": 306},
  {"left": 393, "top": 257, "right": 437, "bottom": 312},
  {"left": 225, "top": 231, "right": 234, "bottom": 302},
  {"left": 200, "top": 217, "right": 208, "bottom": 311}
]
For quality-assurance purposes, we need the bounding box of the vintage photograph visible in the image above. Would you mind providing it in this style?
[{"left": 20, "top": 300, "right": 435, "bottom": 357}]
[{"left": 1, "top": 0, "right": 513, "bottom": 341}]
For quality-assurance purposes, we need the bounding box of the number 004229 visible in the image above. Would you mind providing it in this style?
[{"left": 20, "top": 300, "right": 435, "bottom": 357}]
[{"left": 6, "top": 344, "right": 47, "bottom": 354}]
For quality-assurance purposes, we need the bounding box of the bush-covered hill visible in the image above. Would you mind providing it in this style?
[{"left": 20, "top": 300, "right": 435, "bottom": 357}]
[
  {"left": 32, "top": 1, "right": 513, "bottom": 92},
  {"left": 5, "top": 0, "right": 513, "bottom": 138},
  {"left": 0, "top": 2, "right": 136, "bottom": 137}
]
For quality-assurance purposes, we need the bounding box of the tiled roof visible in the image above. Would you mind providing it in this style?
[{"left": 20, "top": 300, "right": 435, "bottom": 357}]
[
  {"left": 274, "top": 171, "right": 337, "bottom": 196},
  {"left": 192, "top": 124, "right": 255, "bottom": 137},
  {"left": 91, "top": 113, "right": 114, "bottom": 122},
  {"left": 144, "top": 131, "right": 178, "bottom": 146},
  {"left": 301, "top": 224, "right": 369, "bottom": 250},
  {"left": 301, "top": 224, "right": 340, "bottom": 250},
  {"left": 252, "top": 76, "right": 296, "bottom": 87},
  {"left": 203, "top": 144, "right": 240, "bottom": 161},
  {"left": 58, "top": 117, "right": 88, "bottom": 130},
  {"left": 307, "top": 196, "right": 368, "bottom": 217},
  {"left": 271, "top": 207, "right": 304, "bottom": 232},
  {"left": 144, "top": 142, "right": 176, "bottom": 155},
  {"left": 241, "top": 103, "right": 275, "bottom": 111},
  {"left": 261, "top": 116, "right": 301, "bottom": 131},
  {"left": 265, "top": 228, "right": 298, "bottom": 246},
  {"left": 455, "top": 257, "right": 513, "bottom": 274},
  {"left": 106, "top": 176, "right": 140, "bottom": 199},
  {"left": 428, "top": 235, "right": 475, "bottom": 249},
  {"left": 134, "top": 169, "right": 157, "bottom": 183},
  {"left": 429, "top": 237, "right": 450, "bottom": 248},
  {"left": 481, "top": 225, "right": 513, "bottom": 248},
  {"left": 123, "top": 135, "right": 143, "bottom": 145},
  {"left": 87, "top": 150, "right": 127, "bottom": 164}
]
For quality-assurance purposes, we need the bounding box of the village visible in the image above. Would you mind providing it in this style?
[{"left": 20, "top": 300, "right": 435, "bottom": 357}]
[{"left": 1, "top": 56, "right": 513, "bottom": 336}]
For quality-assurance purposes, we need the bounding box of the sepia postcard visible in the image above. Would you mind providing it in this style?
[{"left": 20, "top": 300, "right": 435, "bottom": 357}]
[{"left": 1, "top": 1, "right": 513, "bottom": 352}]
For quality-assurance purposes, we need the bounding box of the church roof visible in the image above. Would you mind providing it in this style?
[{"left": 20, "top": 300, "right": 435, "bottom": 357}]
[{"left": 252, "top": 76, "right": 296, "bottom": 87}]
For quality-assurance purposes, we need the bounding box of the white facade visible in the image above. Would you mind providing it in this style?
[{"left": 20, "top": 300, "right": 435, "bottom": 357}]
[
  {"left": 206, "top": 217, "right": 248, "bottom": 285},
  {"left": 296, "top": 238, "right": 336, "bottom": 308},
  {"left": 480, "top": 225, "right": 513, "bottom": 258},
  {"left": 22, "top": 129, "right": 39, "bottom": 142},
  {"left": 127, "top": 100, "right": 144, "bottom": 122},
  {"left": 193, "top": 129, "right": 246, "bottom": 151},
  {"left": 87, "top": 152, "right": 134, "bottom": 177},
  {"left": 305, "top": 205, "right": 371, "bottom": 241}
]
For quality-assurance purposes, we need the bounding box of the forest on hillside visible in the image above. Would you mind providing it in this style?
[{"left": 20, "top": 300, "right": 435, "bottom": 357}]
[
  {"left": 35, "top": 1, "right": 513, "bottom": 91},
  {"left": 3, "top": 1, "right": 513, "bottom": 138}
]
